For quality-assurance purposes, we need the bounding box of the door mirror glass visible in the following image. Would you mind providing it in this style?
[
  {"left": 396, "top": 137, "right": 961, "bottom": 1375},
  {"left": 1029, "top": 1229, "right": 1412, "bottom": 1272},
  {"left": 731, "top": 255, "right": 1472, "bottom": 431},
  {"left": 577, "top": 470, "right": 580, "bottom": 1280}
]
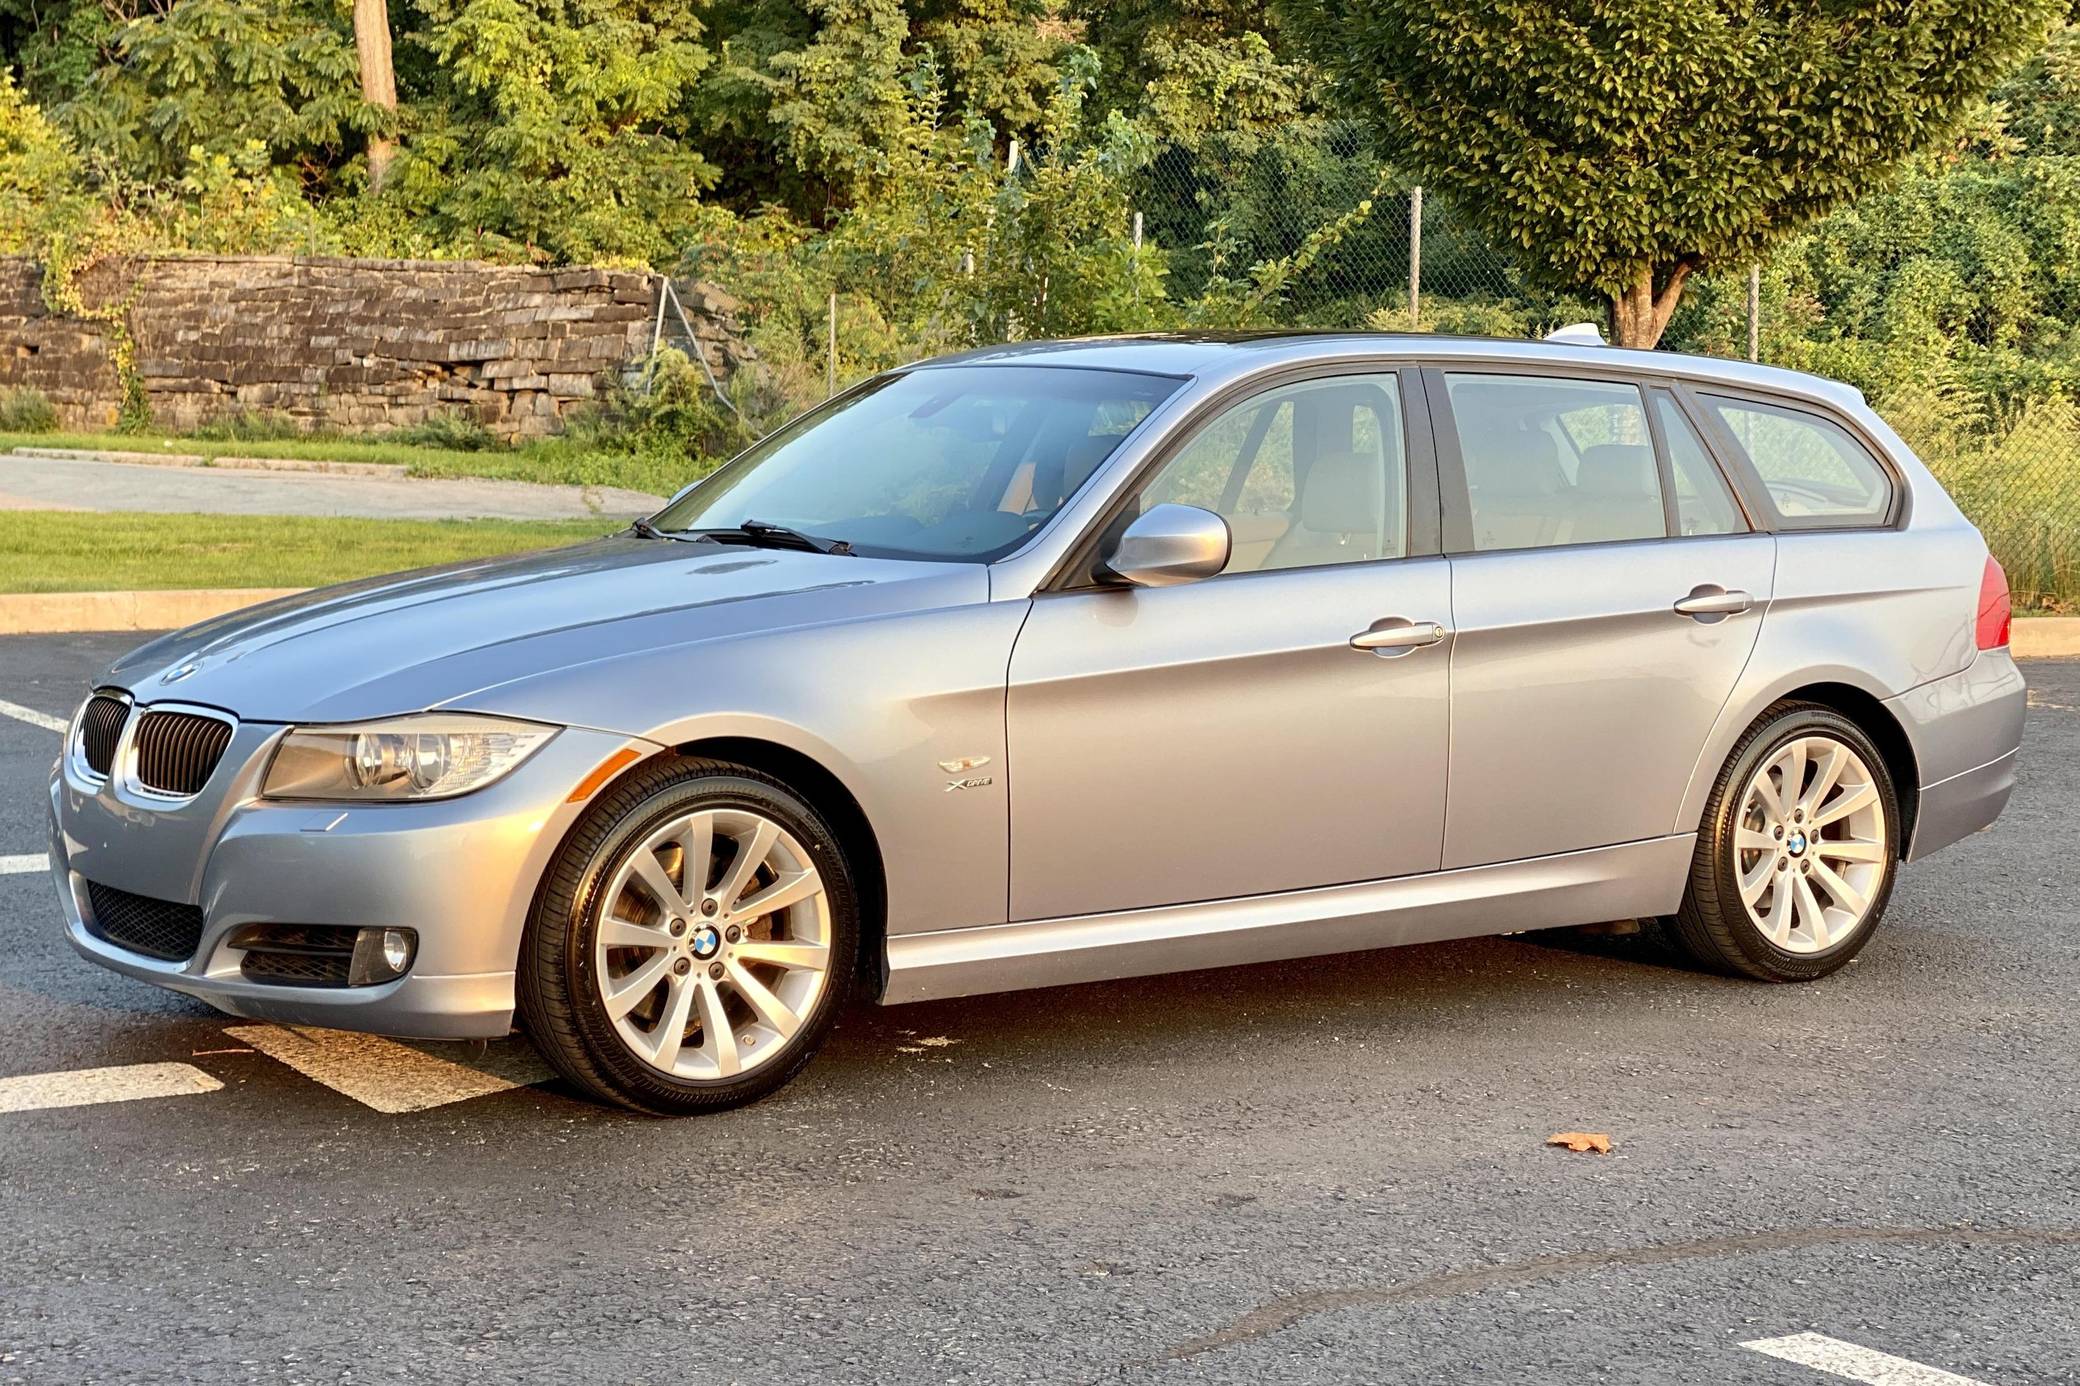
[{"left": 1100, "top": 504, "right": 1232, "bottom": 587}]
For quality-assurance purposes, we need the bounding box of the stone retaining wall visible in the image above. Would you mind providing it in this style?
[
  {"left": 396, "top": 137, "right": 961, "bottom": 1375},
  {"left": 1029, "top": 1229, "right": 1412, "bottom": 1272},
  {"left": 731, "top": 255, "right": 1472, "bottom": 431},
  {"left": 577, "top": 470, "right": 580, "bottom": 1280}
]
[{"left": 0, "top": 255, "right": 750, "bottom": 440}]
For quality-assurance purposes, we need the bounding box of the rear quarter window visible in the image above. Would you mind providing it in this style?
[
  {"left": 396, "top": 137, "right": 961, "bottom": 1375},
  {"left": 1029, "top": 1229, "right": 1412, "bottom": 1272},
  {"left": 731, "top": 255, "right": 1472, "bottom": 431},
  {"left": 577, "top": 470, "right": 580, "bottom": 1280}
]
[{"left": 1702, "top": 394, "right": 1894, "bottom": 527}]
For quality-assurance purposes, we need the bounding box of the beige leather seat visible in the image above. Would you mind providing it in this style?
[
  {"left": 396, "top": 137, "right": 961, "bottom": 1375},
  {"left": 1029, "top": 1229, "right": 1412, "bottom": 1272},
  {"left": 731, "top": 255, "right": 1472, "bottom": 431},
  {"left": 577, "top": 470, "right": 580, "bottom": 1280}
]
[
  {"left": 1263, "top": 450, "right": 1392, "bottom": 570},
  {"left": 1567, "top": 442, "right": 1663, "bottom": 543}
]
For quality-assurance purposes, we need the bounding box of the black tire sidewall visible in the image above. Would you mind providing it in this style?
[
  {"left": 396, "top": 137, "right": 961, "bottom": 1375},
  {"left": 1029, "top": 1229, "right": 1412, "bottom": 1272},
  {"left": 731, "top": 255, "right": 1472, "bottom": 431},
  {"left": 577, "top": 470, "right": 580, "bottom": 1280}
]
[
  {"left": 1703, "top": 708, "right": 1900, "bottom": 980},
  {"left": 526, "top": 764, "right": 858, "bottom": 1114}
]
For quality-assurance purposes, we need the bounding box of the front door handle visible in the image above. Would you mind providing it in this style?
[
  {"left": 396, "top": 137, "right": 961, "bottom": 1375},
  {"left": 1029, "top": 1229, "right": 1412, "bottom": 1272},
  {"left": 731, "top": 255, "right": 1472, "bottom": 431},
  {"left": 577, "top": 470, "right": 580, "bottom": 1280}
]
[
  {"left": 1673, "top": 585, "right": 1753, "bottom": 618},
  {"left": 1350, "top": 617, "right": 1448, "bottom": 653}
]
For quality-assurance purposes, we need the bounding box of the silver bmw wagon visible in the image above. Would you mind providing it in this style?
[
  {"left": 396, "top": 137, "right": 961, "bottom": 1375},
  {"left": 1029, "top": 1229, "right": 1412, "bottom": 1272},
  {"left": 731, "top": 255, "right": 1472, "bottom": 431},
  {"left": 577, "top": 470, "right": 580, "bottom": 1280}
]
[{"left": 49, "top": 334, "right": 2025, "bottom": 1113}]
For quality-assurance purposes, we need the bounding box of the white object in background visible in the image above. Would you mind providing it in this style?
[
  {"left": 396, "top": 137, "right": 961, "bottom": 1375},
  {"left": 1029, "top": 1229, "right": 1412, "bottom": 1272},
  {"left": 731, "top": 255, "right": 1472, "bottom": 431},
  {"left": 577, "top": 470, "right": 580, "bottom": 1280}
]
[{"left": 1545, "top": 322, "right": 1607, "bottom": 346}]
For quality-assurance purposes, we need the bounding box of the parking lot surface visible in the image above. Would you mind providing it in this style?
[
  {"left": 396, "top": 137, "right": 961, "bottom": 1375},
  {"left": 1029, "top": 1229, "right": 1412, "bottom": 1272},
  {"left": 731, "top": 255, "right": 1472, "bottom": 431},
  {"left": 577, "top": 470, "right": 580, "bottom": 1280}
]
[{"left": 1, "top": 632, "right": 2075, "bottom": 1384}]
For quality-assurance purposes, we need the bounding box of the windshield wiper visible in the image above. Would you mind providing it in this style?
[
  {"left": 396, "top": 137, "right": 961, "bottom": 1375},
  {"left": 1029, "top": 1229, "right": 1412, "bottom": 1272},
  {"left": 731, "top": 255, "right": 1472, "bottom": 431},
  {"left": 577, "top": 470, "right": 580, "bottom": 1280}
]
[
  {"left": 626, "top": 516, "right": 686, "bottom": 542},
  {"left": 692, "top": 518, "right": 853, "bottom": 555}
]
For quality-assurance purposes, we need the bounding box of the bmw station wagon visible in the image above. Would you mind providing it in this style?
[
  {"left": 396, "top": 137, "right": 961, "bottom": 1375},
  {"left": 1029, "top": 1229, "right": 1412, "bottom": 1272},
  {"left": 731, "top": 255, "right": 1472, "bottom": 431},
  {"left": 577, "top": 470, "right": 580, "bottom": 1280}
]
[{"left": 49, "top": 334, "right": 2025, "bottom": 1113}]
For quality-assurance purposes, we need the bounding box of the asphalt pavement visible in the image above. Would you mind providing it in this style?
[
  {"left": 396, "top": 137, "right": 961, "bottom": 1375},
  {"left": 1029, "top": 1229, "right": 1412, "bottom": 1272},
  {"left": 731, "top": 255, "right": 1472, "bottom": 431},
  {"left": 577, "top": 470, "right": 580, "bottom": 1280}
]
[{"left": 1, "top": 632, "right": 2075, "bottom": 1384}]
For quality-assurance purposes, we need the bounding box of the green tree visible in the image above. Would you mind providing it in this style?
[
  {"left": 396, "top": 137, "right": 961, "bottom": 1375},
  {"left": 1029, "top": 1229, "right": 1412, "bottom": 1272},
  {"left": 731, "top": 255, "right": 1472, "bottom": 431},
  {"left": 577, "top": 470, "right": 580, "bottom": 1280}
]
[
  {"left": 398, "top": 0, "right": 719, "bottom": 263},
  {"left": 1285, "top": 0, "right": 2063, "bottom": 347}
]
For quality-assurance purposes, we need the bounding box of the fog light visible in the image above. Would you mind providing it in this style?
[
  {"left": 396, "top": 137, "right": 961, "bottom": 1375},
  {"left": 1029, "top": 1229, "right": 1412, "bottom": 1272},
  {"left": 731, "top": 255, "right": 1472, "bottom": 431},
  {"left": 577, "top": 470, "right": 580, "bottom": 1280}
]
[{"left": 347, "top": 926, "right": 417, "bottom": 986}]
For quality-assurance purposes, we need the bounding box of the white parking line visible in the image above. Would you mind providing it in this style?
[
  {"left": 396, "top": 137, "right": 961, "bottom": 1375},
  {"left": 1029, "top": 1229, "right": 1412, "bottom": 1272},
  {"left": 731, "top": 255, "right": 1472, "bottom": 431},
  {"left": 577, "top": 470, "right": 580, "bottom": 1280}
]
[
  {"left": 0, "top": 1062, "right": 222, "bottom": 1114},
  {"left": 0, "top": 697, "right": 67, "bottom": 734},
  {"left": 1743, "top": 1332, "right": 1989, "bottom": 1385},
  {"left": 0, "top": 854, "right": 48, "bottom": 875},
  {"left": 227, "top": 1023, "right": 551, "bottom": 1114}
]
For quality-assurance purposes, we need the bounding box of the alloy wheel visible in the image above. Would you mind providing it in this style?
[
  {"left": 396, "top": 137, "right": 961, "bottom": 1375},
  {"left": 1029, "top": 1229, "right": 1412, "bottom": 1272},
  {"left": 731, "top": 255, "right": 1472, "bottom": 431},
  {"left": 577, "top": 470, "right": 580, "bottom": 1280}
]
[
  {"left": 592, "top": 807, "right": 832, "bottom": 1079},
  {"left": 1734, "top": 734, "right": 1888, "bottom": 954}
]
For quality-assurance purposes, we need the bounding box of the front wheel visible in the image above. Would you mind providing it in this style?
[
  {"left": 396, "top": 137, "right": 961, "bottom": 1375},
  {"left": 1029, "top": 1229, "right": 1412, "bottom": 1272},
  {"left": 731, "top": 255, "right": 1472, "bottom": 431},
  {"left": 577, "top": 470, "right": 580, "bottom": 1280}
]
[
  {"left": 1667, "top": 704, "right": 1899, "bottom": 981},
  {"left": 519, "top": 758, "right": 859, "bottom": 1114}
]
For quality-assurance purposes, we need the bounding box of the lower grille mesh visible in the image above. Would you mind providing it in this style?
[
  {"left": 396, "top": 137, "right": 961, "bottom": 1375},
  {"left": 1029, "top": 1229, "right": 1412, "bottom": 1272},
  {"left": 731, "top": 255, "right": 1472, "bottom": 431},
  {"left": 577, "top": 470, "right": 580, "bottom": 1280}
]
[
  {"left": 83, "top": 880, "right": 205, "bottom": 962},
  {"left": 133, "top": 710, "right": 234, "bottom": 796},
  {"left": 233, "top": 925, "right": 360, "bottom": 988}
]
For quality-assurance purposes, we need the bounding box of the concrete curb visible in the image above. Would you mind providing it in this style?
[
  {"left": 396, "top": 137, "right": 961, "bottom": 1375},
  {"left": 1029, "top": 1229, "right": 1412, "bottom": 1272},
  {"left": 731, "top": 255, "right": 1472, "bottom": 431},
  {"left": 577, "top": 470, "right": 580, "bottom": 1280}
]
[
  {"left": 9, "top": 446, "right": 407, "bottom": 478},
  {"left": 3, "top": 590, "right": 2078, "bottom": 648},
  {"left": 2014, "top": 616, "right": 2080, "bottom": 659},
  {"left": 0, "top": 588, "right": 303, "bottom": 635}
]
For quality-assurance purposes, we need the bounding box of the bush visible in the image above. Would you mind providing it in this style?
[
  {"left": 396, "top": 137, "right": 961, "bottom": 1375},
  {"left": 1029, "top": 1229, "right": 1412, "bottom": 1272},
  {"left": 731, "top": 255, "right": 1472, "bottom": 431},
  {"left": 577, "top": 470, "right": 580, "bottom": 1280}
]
[
  {"left": 388, "top": 411, "right": 499, "bottom": 452},
  {"left": 190, "top": 409, "right": 318, "bottom": 442},
  {"left": 0, "top": 386, "right": 59, "bottom": 433}
]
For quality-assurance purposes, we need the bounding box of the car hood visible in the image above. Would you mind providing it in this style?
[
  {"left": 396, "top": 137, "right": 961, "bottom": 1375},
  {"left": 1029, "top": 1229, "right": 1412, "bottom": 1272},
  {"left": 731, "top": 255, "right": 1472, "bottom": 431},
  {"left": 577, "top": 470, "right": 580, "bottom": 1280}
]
[{"left": 105, "top": 536, "right": 991, "bottom": 723}]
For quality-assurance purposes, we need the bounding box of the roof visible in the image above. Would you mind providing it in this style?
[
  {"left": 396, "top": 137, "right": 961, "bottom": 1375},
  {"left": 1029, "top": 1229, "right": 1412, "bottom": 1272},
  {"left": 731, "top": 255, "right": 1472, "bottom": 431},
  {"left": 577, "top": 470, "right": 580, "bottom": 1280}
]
[{"left": 912, "top": 332, "right": 1867, "bottom": 412}]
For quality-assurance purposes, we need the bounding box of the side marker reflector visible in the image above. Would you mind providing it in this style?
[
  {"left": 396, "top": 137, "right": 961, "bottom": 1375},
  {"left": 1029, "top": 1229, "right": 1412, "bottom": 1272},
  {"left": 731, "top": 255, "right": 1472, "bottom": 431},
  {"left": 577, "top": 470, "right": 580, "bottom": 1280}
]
[{"left": 567, "top": 748, "right": 641, "bottom": 803}]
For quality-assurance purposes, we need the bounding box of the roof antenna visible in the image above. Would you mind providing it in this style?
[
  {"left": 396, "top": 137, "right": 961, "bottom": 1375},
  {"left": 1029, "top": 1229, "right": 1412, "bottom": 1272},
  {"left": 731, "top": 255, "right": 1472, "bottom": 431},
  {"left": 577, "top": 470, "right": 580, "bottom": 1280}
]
[{"left": 1545, "top": 322, "right": 1607, "bottom": 346}]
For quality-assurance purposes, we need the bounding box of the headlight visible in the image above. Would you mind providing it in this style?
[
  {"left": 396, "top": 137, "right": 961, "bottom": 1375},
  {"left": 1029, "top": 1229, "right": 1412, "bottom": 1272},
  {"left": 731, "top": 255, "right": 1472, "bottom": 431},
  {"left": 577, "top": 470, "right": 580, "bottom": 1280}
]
[{"left": 262, "top": 714, "right": 558, "bottom": 801}]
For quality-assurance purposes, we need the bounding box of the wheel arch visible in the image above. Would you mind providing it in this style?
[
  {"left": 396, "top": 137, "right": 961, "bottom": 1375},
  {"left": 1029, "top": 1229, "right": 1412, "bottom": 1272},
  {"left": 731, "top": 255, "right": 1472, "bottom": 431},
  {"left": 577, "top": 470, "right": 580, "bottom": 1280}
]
[
  {"left": 1680, "top": 677, "right": 1920, "bottom": 846},
  {"left": 672, "top": 735, "right": 889, "bottom": 995},
  {"left": 559, "top": 735, "right": 890, "bottom": 997},
  {"left": 1768, "top": 682, "right": 1920, "bottom": 847}
]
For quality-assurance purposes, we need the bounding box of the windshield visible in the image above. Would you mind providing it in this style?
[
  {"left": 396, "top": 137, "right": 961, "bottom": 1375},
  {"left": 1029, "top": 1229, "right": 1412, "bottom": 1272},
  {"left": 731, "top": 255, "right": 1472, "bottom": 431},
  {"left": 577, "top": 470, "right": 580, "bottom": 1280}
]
[{"left": 651, "top": 365, "right": 1183, "bottom": 561}]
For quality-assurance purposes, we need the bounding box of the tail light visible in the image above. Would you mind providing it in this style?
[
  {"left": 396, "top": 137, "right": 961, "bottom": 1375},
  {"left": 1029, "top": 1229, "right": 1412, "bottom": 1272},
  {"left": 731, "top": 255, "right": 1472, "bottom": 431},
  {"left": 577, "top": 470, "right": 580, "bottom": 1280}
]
[{"left": 1975, "top": 555, "right": 2012, "bottom": 651}]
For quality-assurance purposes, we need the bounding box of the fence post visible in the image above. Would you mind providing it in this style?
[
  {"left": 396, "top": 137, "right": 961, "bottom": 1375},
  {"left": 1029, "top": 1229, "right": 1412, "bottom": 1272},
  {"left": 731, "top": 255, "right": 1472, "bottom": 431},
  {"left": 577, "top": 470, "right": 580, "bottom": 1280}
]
[
  {"left": 1746, "top": 265, "right": 1760, "bottom": 363},
  {"left": 1408, "top": 186, "right": 1423, "bottom": 331},
  {"left": 826, "top": 291, "right": 838, "bottom": 398}
]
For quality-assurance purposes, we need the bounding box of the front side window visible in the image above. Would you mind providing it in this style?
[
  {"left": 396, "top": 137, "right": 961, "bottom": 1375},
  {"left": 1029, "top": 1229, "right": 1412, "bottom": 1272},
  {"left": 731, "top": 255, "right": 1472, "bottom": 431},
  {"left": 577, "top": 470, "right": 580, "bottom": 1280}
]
[
  {"left": 653, "top": 365, "right": 1181, "bottom": 561},
  {"left": 1702, "top": 394, "right": 1893, "bottom": 525},
  {"left": 1444, "top": 373, "right": 1665, "bottom": 551},
  {"left": 1139, "top": 374, "right": 1407, "bottom": 574}
]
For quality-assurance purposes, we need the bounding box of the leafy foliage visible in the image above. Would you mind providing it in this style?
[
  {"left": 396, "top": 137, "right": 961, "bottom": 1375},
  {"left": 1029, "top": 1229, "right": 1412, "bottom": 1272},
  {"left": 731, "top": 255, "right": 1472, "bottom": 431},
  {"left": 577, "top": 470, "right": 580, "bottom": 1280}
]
[{"left": 1284, "top": 0, "right": 2064, "bottom": 345}]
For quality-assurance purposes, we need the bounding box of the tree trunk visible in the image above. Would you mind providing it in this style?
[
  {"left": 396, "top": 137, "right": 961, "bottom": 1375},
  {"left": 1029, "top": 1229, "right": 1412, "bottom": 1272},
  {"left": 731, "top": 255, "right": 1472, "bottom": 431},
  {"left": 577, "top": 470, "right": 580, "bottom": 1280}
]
[
  {"left": 353, "top": 0, "right": 399, "bottom": 191},
  {"left": 1606, "top": 259, "right": 1695, "bottom": 350}
]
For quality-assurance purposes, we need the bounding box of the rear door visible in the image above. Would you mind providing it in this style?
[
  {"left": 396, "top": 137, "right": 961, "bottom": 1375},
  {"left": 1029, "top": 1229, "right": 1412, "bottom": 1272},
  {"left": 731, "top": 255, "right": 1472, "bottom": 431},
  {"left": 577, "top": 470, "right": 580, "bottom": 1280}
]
[{"left": 1427, "top": 366, "right": 1776, "bottom": 869}]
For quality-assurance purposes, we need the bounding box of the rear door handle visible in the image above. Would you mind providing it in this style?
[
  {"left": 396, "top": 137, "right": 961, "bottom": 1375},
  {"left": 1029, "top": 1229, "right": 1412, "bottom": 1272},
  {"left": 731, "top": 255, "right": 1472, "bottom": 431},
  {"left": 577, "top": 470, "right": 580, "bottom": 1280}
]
[
  {"left": 1673, "top": 585, "right": 1753, "bottom": 618},
  {"left": 1350, "top": 617, "right": 1448, "bottom": 653}
]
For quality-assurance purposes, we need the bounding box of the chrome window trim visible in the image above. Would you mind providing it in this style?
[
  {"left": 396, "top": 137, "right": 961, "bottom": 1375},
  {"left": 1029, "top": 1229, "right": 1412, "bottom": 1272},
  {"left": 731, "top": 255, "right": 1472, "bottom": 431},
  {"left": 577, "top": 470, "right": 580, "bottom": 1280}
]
[{"left": 117, "top": 701, "right": 241, "bottom": 804}]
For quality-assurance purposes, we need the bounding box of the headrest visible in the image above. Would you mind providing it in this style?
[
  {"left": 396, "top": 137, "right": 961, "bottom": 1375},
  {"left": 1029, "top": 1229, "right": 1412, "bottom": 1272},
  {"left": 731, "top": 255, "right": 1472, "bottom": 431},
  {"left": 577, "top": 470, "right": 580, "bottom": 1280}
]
[
  {"left": 1577, "top": 443, "right": 1657, "bottom": 497},
  {"left": 1034, "top": 434, "right": 1121, "bottom": 508},
  {"left": 1460, "top": 421, "right": 1564, "bottom": 494},
  {"left": 1298, "top": 450, "right": 1383, "bottom": 534}
]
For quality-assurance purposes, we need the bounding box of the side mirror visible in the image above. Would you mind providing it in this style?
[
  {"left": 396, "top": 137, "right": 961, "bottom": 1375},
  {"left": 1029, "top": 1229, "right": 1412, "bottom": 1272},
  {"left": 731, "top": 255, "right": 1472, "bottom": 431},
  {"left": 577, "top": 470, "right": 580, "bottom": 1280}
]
[{"left": 1099, "top": 503, "right": 1231, "bottom": 588}]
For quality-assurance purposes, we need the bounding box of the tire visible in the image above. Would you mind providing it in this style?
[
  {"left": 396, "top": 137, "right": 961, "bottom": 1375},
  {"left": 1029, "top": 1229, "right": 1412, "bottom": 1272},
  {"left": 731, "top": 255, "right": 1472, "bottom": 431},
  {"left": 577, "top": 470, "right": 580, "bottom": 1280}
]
[
  {"left": 518, "top": 756, "right": 859, "bottom": 1114},
  {"left": 1667, "top": 702, "right": 1900, "bottom": 982}
]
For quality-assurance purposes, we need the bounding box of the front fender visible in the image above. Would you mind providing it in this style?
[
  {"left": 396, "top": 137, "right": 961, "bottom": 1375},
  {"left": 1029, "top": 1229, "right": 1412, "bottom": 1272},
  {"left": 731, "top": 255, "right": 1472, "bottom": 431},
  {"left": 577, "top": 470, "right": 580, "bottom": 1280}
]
[{"left": 453, "top": 600, "right": 1033, "bottom": 937}]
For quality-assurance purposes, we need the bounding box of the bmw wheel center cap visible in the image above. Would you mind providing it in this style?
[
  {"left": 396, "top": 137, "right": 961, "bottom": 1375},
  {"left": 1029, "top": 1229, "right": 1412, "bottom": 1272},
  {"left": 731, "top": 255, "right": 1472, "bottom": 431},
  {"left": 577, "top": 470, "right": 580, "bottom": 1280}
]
[{"left": 690, "top": 924, "right": 722, "bottom": 959}]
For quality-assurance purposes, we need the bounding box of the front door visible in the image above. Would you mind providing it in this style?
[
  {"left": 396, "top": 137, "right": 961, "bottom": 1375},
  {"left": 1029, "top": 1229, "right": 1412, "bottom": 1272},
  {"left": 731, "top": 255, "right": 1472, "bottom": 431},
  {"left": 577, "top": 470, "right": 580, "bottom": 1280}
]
[
  {"left": 1429, "top": 368, "right": 1776, "bottom": 868},
  {"left": 1007, "top": 370, "right": 1453, "bottom": 921}
]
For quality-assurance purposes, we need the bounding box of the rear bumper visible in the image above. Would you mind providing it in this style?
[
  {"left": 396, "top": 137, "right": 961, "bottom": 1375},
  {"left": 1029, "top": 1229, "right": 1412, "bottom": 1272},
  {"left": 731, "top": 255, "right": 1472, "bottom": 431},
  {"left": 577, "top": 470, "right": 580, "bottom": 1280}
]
[
  {"left": 49, "top": 724, "right": 653, "bottom": 1039},
  {"left": 1887, "top": 648, "right": 2027, "bottom": 861},
  {"left": 1905, "top": 746, "right": 2019, "bottom": 862}
]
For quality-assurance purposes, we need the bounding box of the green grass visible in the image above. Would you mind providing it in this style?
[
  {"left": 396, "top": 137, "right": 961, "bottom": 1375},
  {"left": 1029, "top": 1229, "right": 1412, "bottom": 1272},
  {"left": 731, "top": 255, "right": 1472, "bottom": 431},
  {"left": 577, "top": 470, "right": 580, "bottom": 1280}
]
[
  {"left": 0, "top": 429, "right": 702, "bottom": 497},
  {"left": 0, "top": 512, "right": 616, "bottom": 593}
]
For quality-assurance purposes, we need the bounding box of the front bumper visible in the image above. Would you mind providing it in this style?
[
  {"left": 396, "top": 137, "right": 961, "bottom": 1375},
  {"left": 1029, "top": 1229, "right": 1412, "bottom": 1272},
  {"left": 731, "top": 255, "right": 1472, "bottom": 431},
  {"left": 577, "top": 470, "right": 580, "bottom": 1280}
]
[{"left": 49, "top": 718, "right": 654, "bottom": 1039}]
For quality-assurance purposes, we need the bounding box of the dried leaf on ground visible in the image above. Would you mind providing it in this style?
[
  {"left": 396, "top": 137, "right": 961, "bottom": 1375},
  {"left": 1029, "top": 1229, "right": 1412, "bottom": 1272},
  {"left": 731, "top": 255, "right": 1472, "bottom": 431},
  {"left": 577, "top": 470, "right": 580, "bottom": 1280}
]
[{"left": 1546, "top": 1131, "right": 1613, "bottom": 1154}]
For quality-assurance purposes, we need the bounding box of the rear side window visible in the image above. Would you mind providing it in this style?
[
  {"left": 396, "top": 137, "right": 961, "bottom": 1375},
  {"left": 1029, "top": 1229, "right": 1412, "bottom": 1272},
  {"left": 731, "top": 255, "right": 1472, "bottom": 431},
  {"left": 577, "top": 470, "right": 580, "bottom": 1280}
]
[
  {"left": 1654, "top": 395, "right": 1745, "bottom": 537},
  {"left": 1702, "top": 395, "right": 1893, "bottom": 526},
  {"left": 1443, "top": 373, "right": 1665, "bottom": 551}
]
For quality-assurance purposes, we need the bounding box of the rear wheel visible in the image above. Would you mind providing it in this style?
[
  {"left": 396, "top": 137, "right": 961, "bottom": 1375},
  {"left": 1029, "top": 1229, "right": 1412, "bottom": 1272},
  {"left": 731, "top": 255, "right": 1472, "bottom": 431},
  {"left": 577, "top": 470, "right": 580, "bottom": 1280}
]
[
  {"left": 1668, "top": 704, "right": 1898, "bottom": 981},
  {"left": 519, "top": 758, "right": 858, "bottom": 1114}
]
